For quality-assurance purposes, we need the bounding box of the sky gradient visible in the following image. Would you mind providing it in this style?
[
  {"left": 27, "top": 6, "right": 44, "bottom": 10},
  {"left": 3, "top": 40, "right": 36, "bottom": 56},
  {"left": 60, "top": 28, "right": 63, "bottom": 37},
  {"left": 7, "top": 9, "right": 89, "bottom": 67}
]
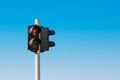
[{"left": 0, "top": 0, "right": 120, "bottom": 80}]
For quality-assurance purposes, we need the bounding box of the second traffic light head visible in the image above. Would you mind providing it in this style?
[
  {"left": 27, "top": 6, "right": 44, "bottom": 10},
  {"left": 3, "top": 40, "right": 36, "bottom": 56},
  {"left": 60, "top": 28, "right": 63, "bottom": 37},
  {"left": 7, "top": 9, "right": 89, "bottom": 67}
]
[{"left": 40, "top": 27, "right": 55, "bottom": 52}]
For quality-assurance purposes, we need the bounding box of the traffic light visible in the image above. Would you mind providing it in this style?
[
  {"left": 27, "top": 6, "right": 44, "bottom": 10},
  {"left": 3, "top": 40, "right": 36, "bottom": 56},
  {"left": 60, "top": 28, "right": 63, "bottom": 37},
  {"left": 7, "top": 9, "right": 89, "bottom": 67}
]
[
  {"left": 40, "top": 27, "right": 55, "bottom": 52},
  {"left": 28, "top": 24, "right": 55, "bottom": 53},
  {"left": 28, "top": 25, "right": 41, "bottom": 53}
]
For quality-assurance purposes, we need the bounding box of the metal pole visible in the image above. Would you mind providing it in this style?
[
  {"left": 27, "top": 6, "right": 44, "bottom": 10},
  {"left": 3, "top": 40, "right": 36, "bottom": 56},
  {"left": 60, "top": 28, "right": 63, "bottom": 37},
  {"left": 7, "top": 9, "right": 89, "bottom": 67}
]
[{"left": 35, "top": 19, "right": 40, "bottom": 80}]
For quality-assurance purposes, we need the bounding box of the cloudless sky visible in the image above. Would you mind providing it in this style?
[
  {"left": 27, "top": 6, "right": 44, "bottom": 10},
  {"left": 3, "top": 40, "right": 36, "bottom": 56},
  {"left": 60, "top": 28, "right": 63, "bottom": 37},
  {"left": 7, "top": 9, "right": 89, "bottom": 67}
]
[{"left": 0, "top": 0, "right": 120, "bottom": 80}]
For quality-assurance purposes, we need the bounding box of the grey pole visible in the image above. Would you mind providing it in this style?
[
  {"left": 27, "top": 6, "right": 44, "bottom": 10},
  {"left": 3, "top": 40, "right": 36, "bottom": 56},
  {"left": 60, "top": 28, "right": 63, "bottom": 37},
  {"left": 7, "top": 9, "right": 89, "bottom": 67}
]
[{"left": 35, "top": 19, "right": 40, "bottom": 80}]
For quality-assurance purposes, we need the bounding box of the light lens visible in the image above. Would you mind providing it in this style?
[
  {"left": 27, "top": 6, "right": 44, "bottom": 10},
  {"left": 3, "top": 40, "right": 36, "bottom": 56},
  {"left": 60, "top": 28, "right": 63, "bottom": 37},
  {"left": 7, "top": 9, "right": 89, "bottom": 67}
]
[{"left": 32, "top": 28, "right": 38, "bottom": 36}]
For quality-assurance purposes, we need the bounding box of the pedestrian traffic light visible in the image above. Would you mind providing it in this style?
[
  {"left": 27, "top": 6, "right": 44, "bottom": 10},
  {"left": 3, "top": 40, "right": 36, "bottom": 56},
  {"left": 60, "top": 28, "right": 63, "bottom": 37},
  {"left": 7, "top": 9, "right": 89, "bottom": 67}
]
[
  {"left": 28, "top": 25, "right": 41, "bottom": 53},
  {"left": 28, "top": 24, "right": 55, "bottom": 53},
  {"left": 40, "top": 27, "right": 55, "bottom": 52}
]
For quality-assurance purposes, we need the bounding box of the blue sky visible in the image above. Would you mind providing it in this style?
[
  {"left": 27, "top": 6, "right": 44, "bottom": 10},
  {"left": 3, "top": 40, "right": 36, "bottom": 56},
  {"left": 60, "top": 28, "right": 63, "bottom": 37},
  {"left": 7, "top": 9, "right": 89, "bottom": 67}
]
[{"left": 0, "top": 0, "right": 120, "bottom": 80}]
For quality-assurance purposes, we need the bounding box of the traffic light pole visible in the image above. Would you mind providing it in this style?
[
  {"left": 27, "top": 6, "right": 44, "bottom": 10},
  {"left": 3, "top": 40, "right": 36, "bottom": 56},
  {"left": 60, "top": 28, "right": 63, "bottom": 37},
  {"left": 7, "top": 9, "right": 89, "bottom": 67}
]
[
  {"left": 35, "top": 19, "right": 40, "bottom": 80},
  {"left": 35, "top": 51, "right": 40, "bottom": 80},
  {"left": 28, "top": 19, "right": 55, "bottom": 80}
]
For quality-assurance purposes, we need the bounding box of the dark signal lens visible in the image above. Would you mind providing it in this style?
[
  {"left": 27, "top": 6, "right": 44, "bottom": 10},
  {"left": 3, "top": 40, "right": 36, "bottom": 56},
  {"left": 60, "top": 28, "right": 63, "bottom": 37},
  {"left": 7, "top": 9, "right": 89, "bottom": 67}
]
[
  {"left": 31, "top": 39, "right": 38, "bottom": 49},
  {"left": 29, "top": 38, "right": 40, "bottom": 49}
]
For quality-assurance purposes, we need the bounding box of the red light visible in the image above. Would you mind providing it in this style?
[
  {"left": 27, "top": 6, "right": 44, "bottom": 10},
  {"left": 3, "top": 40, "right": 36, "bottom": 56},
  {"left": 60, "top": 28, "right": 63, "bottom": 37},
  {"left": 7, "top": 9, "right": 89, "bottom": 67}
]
[
  {"left": 32, "top": 28, "right": 38, "bottom": 36},
  {"left": 33, "top": 28, "right": 37, "bottom": 33}
]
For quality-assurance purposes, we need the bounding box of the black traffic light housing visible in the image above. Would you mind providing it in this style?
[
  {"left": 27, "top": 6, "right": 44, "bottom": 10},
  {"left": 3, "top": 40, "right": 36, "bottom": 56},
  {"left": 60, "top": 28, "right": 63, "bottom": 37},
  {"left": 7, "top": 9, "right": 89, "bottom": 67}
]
[
  {"left": 28, "top": 25, "right": 41, "bottom": 53},
  {"left": 40, "top": 27, "right": 55, "bottom": 52},
  {"left": 28, "top": 25, "right": 55, "bottom": 53}
]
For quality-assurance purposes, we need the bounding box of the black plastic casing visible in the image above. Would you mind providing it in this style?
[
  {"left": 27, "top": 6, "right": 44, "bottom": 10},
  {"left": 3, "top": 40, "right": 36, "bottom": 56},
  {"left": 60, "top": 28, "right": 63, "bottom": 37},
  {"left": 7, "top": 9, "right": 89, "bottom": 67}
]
[{"left": 28, "top": 25, "right": 41, "bottom": 53}]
